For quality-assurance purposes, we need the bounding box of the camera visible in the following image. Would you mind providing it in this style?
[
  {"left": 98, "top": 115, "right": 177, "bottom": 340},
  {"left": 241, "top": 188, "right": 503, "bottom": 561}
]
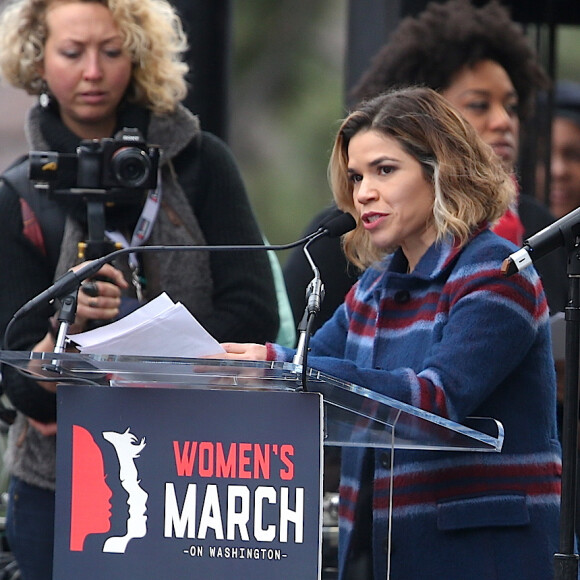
[{"left": 29, "top": 128, "right": 160, "bottom": 200}]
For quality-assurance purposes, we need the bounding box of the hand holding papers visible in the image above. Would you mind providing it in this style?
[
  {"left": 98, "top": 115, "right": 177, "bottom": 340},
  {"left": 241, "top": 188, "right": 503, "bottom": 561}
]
[{"left": 69, "top": 293, "right": 225, "bottom": 358}]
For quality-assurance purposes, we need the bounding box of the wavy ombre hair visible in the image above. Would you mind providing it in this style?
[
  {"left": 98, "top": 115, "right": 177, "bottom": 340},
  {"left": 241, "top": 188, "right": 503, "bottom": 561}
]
[
  {"left": 0, "top": 0, "right": 188, "bottom": 115},
  {"left": 329, "top": 86, "right": 515, "bottom": 269}
]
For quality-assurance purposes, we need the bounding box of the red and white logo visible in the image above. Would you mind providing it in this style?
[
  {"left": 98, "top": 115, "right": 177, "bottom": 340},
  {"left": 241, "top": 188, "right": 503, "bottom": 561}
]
[{"left": 70, "top": 425, "right": 148, "bottom": 554}]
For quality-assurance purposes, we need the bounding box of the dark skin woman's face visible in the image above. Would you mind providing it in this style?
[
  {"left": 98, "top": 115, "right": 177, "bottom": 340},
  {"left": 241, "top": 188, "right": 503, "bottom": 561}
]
[{"left": 441, "top": 59, "right": 519, "bottom": 172}]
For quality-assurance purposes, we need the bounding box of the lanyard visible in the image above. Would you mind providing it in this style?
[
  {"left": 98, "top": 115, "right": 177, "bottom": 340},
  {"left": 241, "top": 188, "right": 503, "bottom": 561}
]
[{"left": 105, "top": 175, "right": 162, "bottom": 301}]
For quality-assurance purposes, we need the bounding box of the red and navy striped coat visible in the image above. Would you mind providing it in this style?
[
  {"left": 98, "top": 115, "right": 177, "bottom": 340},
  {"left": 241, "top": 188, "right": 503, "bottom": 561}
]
[{"left": 270, "top": 227, "right": 562, "bottom": 579}]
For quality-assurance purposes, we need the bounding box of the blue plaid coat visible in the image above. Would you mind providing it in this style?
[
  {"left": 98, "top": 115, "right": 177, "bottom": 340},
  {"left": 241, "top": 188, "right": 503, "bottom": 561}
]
[{"left": 270, "top": 228, "right": 562, "bottom": 579}]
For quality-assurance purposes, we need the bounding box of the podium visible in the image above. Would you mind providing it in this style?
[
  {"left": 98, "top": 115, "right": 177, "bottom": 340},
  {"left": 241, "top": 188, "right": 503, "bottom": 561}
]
[{"left": 0, "top": 351, "right": 503, "bottom": 579}]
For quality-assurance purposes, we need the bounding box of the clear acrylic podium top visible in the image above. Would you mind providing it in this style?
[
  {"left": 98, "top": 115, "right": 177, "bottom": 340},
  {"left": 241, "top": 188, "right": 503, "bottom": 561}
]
[{"left": 0, "top": 350, "right": 503, "bottom": 453}]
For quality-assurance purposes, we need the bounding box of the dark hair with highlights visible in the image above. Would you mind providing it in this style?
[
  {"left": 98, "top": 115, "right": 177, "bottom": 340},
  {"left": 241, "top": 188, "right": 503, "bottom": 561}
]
[{"left": 330, "top": 86, "right": 515, "bottom": 268}]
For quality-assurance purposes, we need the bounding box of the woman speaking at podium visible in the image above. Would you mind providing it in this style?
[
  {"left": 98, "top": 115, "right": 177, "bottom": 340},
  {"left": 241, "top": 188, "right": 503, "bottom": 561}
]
[
  {"left": 0, "top": 0, "right": 278, "bottom": 577},
  {"left": 221, "top": 87, "right": 561, "bottom": 579}
]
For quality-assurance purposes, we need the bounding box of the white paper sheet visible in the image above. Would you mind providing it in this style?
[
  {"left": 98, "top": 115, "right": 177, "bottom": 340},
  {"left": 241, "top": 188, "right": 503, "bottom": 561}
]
[{"left": 69, "top": 292, "right": 225, "bottom": 357}]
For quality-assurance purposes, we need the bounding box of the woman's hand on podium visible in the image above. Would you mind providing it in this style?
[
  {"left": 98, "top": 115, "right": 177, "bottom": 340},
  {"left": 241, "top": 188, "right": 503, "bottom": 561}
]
[
  {"left": 197, "top": 343, "right": 269, "bottom": 387},
  {"left": 216, "top": 342, "right": 268, "bottom": 361}
]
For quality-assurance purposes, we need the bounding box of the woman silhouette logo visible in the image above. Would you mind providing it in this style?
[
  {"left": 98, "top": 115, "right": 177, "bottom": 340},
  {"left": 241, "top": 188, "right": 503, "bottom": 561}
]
[{"left": 70, "top": 425, "right": 148, "bottom": 553}]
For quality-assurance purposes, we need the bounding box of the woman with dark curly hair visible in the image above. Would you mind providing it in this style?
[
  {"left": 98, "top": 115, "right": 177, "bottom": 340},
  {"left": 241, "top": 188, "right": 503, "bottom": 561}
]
[
  {"left": 284, "top": 0, "right": 567, "bottom": 329},
  {"left": 352, "top": 0, "right": 546, "bottom": 123}
]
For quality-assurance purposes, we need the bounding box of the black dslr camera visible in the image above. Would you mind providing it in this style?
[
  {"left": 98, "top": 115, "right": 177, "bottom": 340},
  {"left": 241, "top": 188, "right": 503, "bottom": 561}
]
[{"left": 29, "top": 127, "right": 160, "bottom": 201}]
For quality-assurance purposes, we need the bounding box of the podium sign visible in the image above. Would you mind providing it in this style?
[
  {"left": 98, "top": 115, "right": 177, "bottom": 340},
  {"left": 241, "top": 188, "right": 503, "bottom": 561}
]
[{"left": 54, "top": 385, "right": 323, "bottom": 579}]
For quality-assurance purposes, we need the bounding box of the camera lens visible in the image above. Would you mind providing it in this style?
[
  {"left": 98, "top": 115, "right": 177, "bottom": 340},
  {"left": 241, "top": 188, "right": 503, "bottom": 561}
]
[{"left": 111, "top": 147, "right": 152, "bottom": 188}]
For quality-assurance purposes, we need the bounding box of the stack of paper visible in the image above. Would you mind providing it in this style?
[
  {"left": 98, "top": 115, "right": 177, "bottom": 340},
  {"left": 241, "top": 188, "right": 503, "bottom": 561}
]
[{"left": 69, "top": 292, "right": 225, "bottom": 358}]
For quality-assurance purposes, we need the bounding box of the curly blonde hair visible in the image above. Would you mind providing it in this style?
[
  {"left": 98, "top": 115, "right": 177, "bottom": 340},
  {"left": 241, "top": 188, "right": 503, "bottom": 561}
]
[
  {"left": 0, "top": 0, "right": 189, "bottom": 115},
  {"left": 330, "top": 86, "right": 516, "bottom": 269}
]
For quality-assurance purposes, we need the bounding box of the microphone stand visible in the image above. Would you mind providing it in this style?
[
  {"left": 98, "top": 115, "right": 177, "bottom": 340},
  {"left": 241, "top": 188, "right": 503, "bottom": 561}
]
[
  {"left": 292, "top": 234, "right": 326, "bottom": 391},
  {"left": 501, "top": 210, "right": 580, "bottom": 578},
  {"left": 42, "top": 289, "right": 79, "bottom": 376},
  {"left": 555, "top": 237, "right": 580, "bottom": 580},
  {"left": 53, "top": 290, "right": 78, "bottom": 354},
  {"left": 10, "top": 210, "right": 356, "bottom": 325}
]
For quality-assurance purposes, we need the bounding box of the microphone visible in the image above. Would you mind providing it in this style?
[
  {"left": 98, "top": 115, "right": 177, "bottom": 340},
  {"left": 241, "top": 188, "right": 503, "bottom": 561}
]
[
  {"left": 501, "top": 205, "right": 580, "bottom": 276},
  {"left": 306, "top": 209, "right": 356, "bottom": 313},
  {"left": 292, "top": 211, "right": 356, "bottom": 372},
  {"left": 318, "top": 208, "right": 356, "bottom": 238},
  {"left": 304, "top": 210, "right": 356, "bottom": 317},
  {"left": 11, "top": 210, "right": 357, "bottom": 321}
]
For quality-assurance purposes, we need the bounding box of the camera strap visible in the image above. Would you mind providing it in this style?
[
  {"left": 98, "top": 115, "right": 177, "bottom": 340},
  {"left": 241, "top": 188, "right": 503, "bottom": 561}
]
[{"left": 105, "top": 175, "right": 162, "bottom": 301}]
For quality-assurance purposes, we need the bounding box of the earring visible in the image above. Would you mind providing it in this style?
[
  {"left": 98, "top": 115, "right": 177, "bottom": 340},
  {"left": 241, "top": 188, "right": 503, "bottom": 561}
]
[{"left": 39, "top": 81, "right": 51, "bottom": 109}]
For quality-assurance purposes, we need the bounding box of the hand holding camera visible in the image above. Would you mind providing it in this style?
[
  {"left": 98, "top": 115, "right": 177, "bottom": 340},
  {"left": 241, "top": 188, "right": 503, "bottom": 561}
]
[{"left": 72, "top": 263, "right": 129, "bottom": 333}]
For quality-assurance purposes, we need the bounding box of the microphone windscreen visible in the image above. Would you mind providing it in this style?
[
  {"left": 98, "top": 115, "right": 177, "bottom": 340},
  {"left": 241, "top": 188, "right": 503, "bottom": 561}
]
[
  {"left": 318, "top": 207, "right": 345, "bottom": 225},
  {"left": 323, "top": 211, "right": 356, "bottom": 238}
]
